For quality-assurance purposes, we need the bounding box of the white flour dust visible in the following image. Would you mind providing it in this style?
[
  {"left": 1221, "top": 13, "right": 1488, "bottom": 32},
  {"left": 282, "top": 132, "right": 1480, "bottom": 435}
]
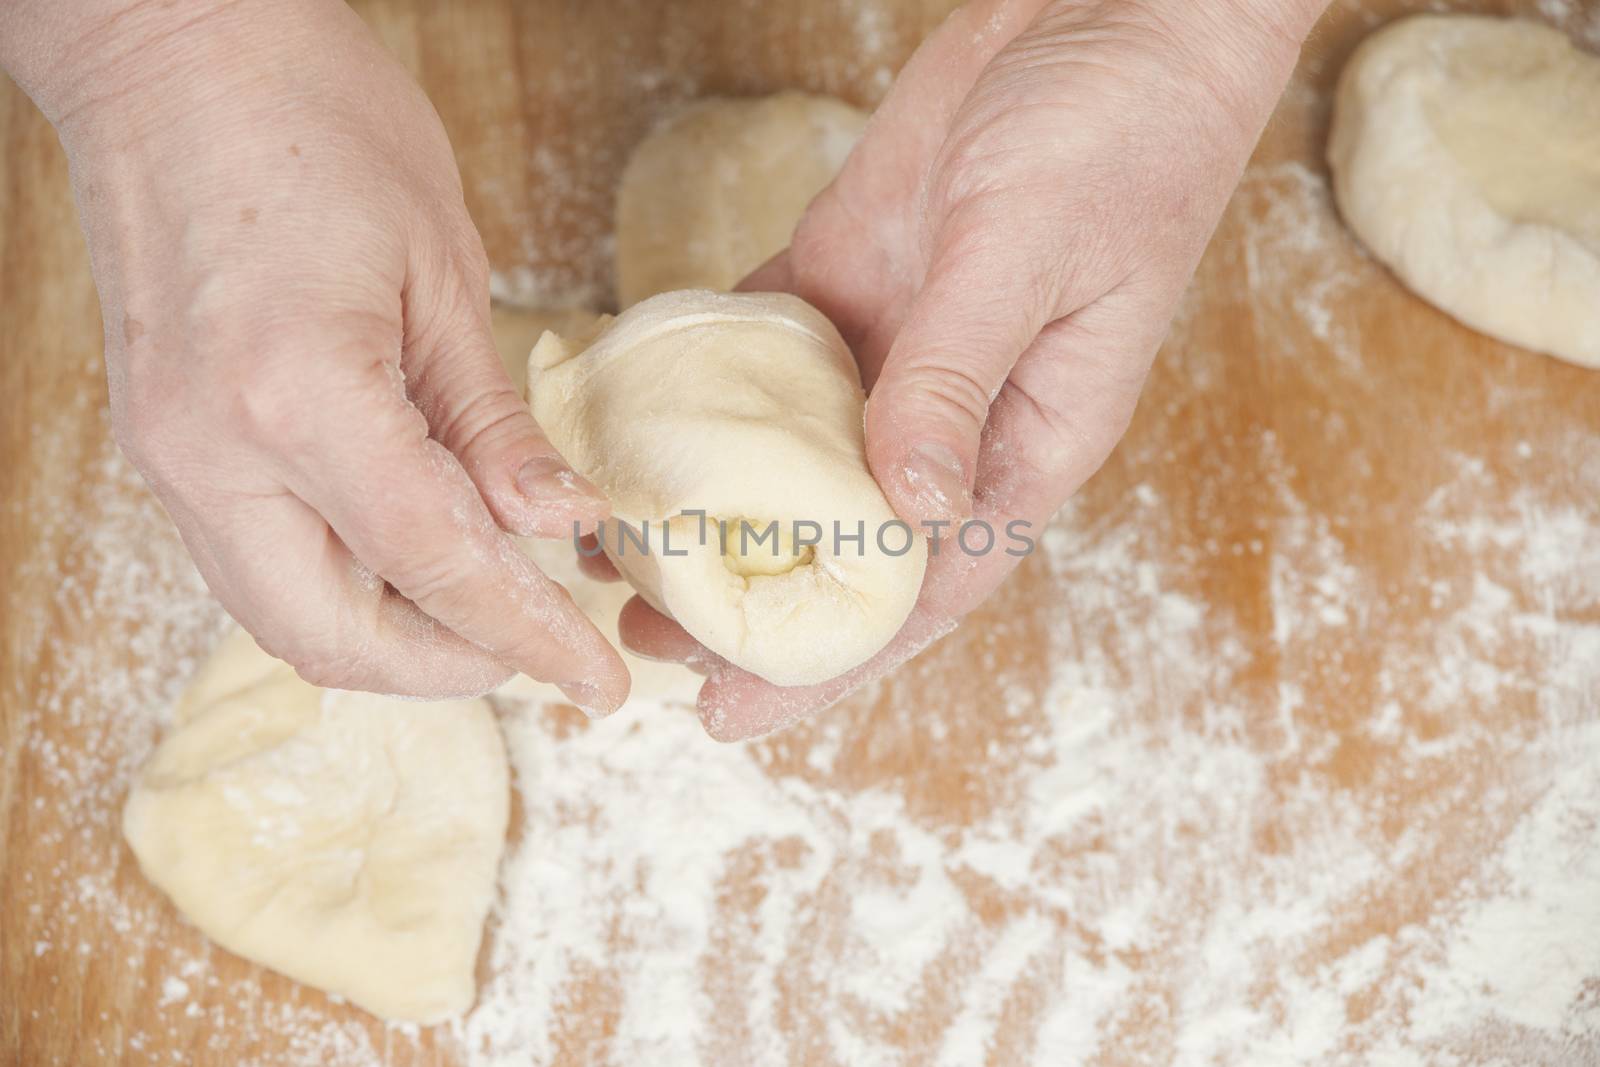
[
  {"left": 14, "top": 396, "right": 1599, "bottom": 1065},
  {"left": 12, "top": 42, "right": 1600, "bottom": 1067}
]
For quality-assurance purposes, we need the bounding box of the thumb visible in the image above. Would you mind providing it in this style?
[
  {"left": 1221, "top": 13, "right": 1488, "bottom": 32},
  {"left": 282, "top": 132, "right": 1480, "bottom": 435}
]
[
  {"left": 865, "top": 225, "right": 1052, "bottom": 526},
  {"left": 735, "top": 248, "right": 794, "bottom": 294},
  {"left": 407, "top": 306, "right": 610, "bottom": 539}
]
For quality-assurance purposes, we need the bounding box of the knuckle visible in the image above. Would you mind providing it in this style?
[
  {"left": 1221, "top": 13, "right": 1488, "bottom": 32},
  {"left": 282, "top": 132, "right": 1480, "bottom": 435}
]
[
  {"left": 291, "top": 654, "right": 362, "bottom": 691},
  {"left": 235, "top": 360, "right": 317, "bottom": 443},
  {"left": 901, "top": 360, "right": 998, "bottom": 434},
  {"left": 252, "top": 628, "right": 359, "bottom": 690},
  {"left": 232, "top": 328, "right": 396, "bottom": 446},
  {"left": 437, "top": 391, "right": 528, "bottom": 471},
  {"left": 386, "top": 550, "right": 480, "bottom": 623},
  {"left": 278, "top": 629, "right": 395, "bottom": 694}
]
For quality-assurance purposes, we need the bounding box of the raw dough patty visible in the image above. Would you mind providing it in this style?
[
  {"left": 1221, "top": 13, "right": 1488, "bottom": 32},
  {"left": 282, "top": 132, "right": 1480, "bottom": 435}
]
[
  {"left": 528, "top": 290, "right": 926, "bottom": 686},
  {"left": 123, "top": 629, "right": 508, "bottom": 1023},
  {"left": 1328, "top": 15, "right": 1600, "bottom": 368},
  {"left": 614, "top": 93, "right": 867, "bottom": 307}
]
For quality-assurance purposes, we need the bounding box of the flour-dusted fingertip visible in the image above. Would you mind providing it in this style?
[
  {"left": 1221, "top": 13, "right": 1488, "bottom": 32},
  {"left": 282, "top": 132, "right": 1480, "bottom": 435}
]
[
  {"left": 898, "top": 440, "right": 973, "bottom": 525},
  {"left": 516, "top": 454, "right": 608, "bottom": 510},
  {"left": 558, "top": 679, "right": 621, "bottom": 718}
]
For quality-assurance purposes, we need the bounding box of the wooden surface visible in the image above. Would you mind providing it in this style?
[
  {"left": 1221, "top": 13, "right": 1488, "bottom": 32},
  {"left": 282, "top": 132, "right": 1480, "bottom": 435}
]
[{"left": 4, "top": 1, "right": 1599, "bottom": 1065}]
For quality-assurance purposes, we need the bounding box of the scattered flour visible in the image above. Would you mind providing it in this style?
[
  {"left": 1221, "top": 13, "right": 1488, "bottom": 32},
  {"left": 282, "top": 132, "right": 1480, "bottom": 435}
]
[
  {"left": 9, "top": 10, "right": 1600, "bottom": 1067},
  {"left": 14, "top": 384, "right": 1595, "bottom": 1065}
]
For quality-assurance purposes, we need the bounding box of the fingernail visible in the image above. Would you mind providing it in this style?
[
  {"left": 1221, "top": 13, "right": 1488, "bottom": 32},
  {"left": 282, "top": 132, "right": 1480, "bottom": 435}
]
[
  {"left": 558, "top": 680, "right": 615, "bottom": 718},
  {"left": 517, "top": 455, "right": 606, "bottom": 506},
  {"left": 901, "top": 441, "right": 972, "bottom": 522}
]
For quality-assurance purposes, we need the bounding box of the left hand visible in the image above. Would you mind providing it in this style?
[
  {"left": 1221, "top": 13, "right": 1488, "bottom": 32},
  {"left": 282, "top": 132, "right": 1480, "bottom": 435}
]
[
  {"left": 5, "top": 0, "right": 630, "bottom": 707},
  {"left": 621, "top": 0, "right": 1327, "bottom": 739}
]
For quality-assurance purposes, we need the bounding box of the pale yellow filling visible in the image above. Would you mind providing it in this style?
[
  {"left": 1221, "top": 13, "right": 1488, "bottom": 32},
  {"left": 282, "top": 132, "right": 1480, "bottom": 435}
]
[{"left": 718, "top": 518, "right": 815, "bottom": 578}]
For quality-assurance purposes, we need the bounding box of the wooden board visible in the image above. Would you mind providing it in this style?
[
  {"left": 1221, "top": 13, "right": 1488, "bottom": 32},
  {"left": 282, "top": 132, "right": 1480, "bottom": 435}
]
[{"left": 3, "top": 1, "right": 1598, "bottom": 1064}]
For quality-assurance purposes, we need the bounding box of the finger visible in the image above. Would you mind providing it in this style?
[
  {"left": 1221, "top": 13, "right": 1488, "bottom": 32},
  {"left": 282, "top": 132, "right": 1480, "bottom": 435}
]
[
  {"left": 685, "top": 300, "right": 1158, "bottom": 741},
  {"left": 273, "top": 360, "right": 630, "bottom": 714},
  {"left": 681, "top": 445, "right": 1023, "bottom": 740},
  {"left": 864, "top": 217, "right": 1053, "bottom": 527},
  {"left": 616, "top": 596, "right": 706, "bottom": 665},
  {"left": 974, "top": 290, "right": 1160, "bottom": 536},
  {"left": 575, "top": 533, "right": 622, "bottom": 582},
  {"left": 735, "top": 248, "right": 795, "bottom": 294},
  {"left": 695, "top": 607, "right": 958, "bottom": 742},
  {"left": 685, "top": 468, "right": 1027, "bottom": 741},
  {"left": 160, "top": 484, "right": 514, "bottom": 698},
  {"left": 403, "top": 262, "right": 609, "bottom": 539},
  {"left": 890, "top": 301, "right": 1156, "bottom": 632}
]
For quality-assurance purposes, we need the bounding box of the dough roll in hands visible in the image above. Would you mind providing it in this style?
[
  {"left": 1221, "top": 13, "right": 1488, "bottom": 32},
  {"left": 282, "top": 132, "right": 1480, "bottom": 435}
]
[
  {"left": 123, "top": 628, "right": 509, "bottom": 1023},
  {"left": 1328, "top": 15, "right": 1600, "bottom": 368},
  {"left": 529, "top": 290, "right": 927, "bottom": 687}
]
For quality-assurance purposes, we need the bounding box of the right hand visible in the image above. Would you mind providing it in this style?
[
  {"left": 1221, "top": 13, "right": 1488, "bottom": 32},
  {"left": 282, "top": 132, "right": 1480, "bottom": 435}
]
[
  {"left": 25, "top": 0, "right": 628, "bottom": 708},
  {"left": 616, "top": 0, "right": 1323, "bottom": 738}
]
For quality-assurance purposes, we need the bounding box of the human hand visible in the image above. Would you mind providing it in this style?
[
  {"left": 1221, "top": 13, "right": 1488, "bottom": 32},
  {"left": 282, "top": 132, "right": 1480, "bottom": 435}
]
[
  {"left": 6, "top": 0, "right": 628, "bottom": 707},
  {"left": 620, "top": 0, "right": 1327, "bottom": 738}
]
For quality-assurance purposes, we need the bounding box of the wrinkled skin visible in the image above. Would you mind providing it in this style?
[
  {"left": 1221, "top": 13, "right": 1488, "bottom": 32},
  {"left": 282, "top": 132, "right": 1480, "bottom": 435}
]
[
  {"left": 5, "top": 0, "right": 628, "bottom": 709},
  {"left": 616, "top": 0, "right": 1324, "bottom": 739},
  {"left": 2, "top": 0, "right": 1323, "bottom": 730}
]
